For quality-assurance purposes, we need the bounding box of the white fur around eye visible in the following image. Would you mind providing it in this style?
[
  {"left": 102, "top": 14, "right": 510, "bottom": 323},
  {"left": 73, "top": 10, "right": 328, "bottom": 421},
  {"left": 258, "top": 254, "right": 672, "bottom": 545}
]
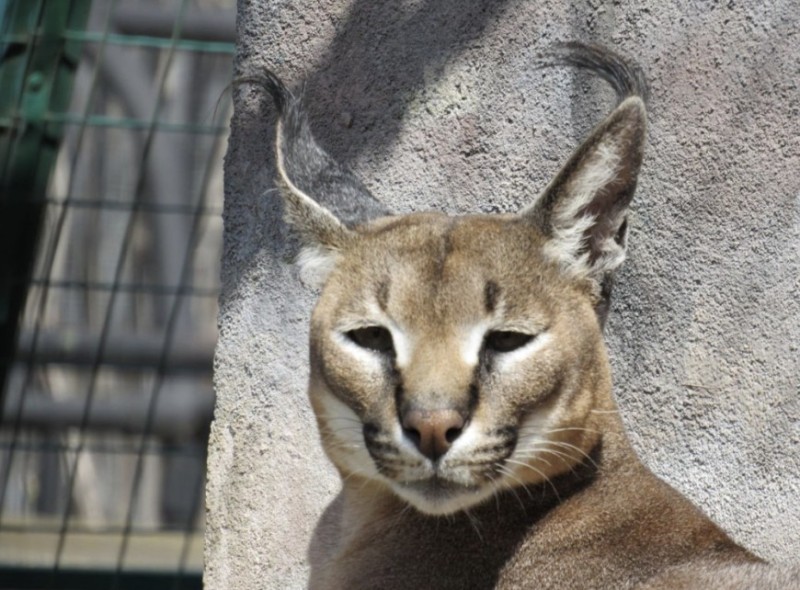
[
  {"left": 350, "top": 303, "right": 412, "bottom": 369},
  {"left": 334, "top": 319, "right": 412, "bottom": 369},
  {"left": 334, "top": 331, "right": 386, "bottom": 369},
  {"left": 494, "top": 332, "right": 552, "bottom": 371},
  {"left": 460, "top": 322, "right": 491, "bottom": 367},
  {"left": 387, "top": 325, "right": 411, "bottom": 369}
]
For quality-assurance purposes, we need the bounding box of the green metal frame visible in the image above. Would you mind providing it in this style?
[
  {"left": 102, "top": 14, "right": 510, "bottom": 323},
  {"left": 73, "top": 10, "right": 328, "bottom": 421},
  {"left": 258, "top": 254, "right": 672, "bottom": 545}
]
[
  {"left": 0, "top": 2, "right": 234, "bottom": 586},
  {"left": 0, "top": 0, "right": 92, "bottom": 404}
]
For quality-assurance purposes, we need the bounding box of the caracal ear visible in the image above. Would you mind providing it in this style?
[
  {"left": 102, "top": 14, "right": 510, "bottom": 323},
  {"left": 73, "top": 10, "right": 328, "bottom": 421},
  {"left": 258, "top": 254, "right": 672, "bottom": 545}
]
[
  {"left": 240, "top": 70, "right": 390, "bottom": 287},
  {"left": 522, "top": 96, "right": 646, "bottom": 294}
]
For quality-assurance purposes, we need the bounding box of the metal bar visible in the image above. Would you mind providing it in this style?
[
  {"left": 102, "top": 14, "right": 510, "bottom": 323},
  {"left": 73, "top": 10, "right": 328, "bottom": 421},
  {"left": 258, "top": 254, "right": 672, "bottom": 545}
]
[
  {"left": 0, "top": 113, "right": 229, "bottom": 134},
  {"left": 0, "top": 32, "right": 235, "bottom": 54},
  {"left": 67, "top": 30, "right": 234, "bottom": 54},
  {"left": 0, "top": 522, "right": 204, "bottom": 535},
  {"left": 0, "top": 440, "right": 206, "bottom": 457},
  {"left": 0, "top": 389, "right": 214, "bottom": 438},
  {"left": 113, "top": 6, "right": 235, "bottom": 43},
  {"left": 15, "top": 331, "right": 214, "bottom": 373},
  {"left": 42, "top": 197, "right": 222, "bottom": 215},
  {"left": 27, "top": 279, "right": 219, "bottom": 298}
]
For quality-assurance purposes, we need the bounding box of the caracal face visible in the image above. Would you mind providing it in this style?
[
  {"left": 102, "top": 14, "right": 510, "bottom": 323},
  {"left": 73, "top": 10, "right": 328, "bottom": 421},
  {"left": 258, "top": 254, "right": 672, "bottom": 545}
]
[{"left": 308, "top": 212, "right": 609, "bottom": 515}]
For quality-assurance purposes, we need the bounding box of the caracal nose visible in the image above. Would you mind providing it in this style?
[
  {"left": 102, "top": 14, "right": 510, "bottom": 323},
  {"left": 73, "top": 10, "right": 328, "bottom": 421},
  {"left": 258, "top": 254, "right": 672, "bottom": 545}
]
[{"left": 402, "top": 408, "right": 465, "bottom": 461}]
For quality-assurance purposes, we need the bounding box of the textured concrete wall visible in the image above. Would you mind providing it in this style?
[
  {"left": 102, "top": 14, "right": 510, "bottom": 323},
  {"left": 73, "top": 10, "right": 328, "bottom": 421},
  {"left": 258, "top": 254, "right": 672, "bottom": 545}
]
[{"left": 207, "top": 0, "right": 800, "bottom": 587}]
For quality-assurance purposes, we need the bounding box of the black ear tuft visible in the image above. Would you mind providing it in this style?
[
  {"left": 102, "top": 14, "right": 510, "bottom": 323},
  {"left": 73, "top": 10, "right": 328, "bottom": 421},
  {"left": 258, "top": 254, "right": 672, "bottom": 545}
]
[
  {"left": 537, "top": 42, "right": 649, "bottom": 103},
  {"left": 236, "top": 69, "right": 292, "bottom": 113},
  {"left": 236, "top": 69, "right": 391, "bottom": 229}
]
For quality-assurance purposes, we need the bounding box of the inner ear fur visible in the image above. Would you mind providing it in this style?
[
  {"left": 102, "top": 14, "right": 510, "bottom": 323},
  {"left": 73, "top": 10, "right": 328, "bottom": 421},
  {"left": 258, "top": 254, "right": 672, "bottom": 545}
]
[{"left": 522, "top": 97, "right": 646, "bottom": 285}]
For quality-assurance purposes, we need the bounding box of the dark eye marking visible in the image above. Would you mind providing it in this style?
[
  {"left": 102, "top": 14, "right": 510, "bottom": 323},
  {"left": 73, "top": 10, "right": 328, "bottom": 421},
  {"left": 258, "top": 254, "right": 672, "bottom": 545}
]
[
  {"left": 346, "top": 326, "right": 394, "bottom": 355},
  {"left": 377, "top": 280, "right": 390, "bottom": 312},
  {"left": 484, "top": 281, "right": 500, "bottom": 313},
  {"left": 484, "top": 331, "right": 534, "bottom": 354}
]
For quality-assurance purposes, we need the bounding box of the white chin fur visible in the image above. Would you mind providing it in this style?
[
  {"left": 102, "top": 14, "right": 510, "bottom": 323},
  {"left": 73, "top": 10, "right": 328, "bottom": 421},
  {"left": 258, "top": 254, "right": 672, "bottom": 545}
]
[{"left": 389, "top": 480, "right": 498, "bottom": 516}]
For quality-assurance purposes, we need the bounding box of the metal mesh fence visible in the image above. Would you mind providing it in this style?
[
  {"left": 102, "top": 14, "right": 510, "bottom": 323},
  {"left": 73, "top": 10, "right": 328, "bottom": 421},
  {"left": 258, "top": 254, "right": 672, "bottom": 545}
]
[{"left": 0, "top": 1, "right": 233, "bottom": 587}]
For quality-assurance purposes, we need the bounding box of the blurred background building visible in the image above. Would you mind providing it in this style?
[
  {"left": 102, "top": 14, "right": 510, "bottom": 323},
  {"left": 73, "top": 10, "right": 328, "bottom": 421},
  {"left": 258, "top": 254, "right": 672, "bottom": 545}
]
[{"left": 0, "top": 1, "right": 234, "bottom": 587}]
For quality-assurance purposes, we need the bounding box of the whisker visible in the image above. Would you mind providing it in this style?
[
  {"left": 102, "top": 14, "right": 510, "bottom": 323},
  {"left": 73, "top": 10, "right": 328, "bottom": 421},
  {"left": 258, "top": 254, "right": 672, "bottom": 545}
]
[
  {"left": 498, "top": 466, "right": 535, "bottom": 503},
  {"left": 319, "top": 425, "right": 364, "bottom": 434},
  {"left": 319, "top": 435, "right": 363, "bottom": 447},
  {"left": 319, "top": 428, "right": 362, "bottom": 440},
  {"left": 534, "top": 448, "right": 579, "bottom": 471},
  {"left": 324, "top": 444, "right": 363, "bottom": 454},
  {"left": 319, "top": 435, "right": 363, "bottom": 448},
  {"left": 340, "top": 466, "right": 375, "bottom": 487},
  {"left": 356, "top": 477, "right": 374, "bottom": 494},
  {"left": 517, "top": 425, "right": 601, "bottom": 439},
  {"left": 505, "top": 447, "right": 554, "bottom": 468},
  {"left": 545, "top": 426, "right": 601, "bottom": 435},
  {"left": 491, "top": 483, "right": 502, "bottom": 512},
  {"left": 463, "top": 507, "right": 484, "bottom": 542},
  {"left": 506, "top": 458, "right": 561, "bottom": 502},
  {"left": 319, "top": 415, "right": 363, "bottom": 424},
  {"left": 495, "top": 464, "right": 527, "bottom": 507},
  {"left": 514, "top": 447, "right": 574, "bottom": 469},
  {"left": 399, "top": 502, "right": 414, "bottom": 519},
  {"left": 546, "top": 440, "right": 598, "bottom": 469},
  {"left": 385, "top": 500, "right": 414, "bottom": 530},
  {"left": 520, "top": 426, "right": 601, "bottom": 436}
]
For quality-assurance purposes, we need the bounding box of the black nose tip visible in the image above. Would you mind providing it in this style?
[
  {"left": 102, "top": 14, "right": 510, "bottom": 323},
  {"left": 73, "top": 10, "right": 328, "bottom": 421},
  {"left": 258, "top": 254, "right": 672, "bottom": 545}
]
[{"left": 401, "top": 408, "right": 465, "bottom": 461}]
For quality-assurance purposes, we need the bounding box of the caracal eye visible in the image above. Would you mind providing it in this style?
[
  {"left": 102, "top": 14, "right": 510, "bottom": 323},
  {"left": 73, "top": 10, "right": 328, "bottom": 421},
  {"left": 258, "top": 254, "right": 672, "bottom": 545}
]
[
  {"left": 484, "top": 330, "right": 534, "bottom": 354},
  {"left": 346, "top": 326, "right": 394, "bottom": 355}
]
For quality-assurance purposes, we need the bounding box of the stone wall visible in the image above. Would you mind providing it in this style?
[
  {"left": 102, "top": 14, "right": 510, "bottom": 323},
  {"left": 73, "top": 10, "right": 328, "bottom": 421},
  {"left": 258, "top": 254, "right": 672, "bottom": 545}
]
[{"left": 206, "top": 1, "right": 800, "bottom": 587}]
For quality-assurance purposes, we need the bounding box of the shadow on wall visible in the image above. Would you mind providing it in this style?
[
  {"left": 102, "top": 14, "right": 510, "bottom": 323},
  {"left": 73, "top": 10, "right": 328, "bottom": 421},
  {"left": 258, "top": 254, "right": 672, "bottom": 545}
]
[
  {"left": 295, "top": 0, "right": 513, "bottom": 182},
  {"left": 229, "top": 0, "right": 513, "bottom": 268}
]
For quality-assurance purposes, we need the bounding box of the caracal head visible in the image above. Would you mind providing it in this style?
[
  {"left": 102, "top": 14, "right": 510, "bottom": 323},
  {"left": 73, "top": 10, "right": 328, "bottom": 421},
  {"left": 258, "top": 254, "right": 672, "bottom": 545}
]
[
  {"left": 310, "top": 213, "right": 615, "bottom": 514},
  {"left": 252, "top": 44, "right": 646, "bottom": 515}
]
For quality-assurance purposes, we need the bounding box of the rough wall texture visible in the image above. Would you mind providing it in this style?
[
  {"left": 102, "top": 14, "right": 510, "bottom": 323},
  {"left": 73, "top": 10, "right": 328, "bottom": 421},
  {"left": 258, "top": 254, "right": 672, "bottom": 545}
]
[{"left": 207, "top": 0, "right": 800, "bottom": 587}]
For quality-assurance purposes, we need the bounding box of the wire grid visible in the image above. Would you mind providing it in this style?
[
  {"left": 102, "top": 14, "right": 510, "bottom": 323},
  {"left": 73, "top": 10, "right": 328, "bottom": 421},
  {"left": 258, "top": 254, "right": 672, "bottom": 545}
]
[{"left": 0, "top": 0, "right": 233, "bottom": 587}]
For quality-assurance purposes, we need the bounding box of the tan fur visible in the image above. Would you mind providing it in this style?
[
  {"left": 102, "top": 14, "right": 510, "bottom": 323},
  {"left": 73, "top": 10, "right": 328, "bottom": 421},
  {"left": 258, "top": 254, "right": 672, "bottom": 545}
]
[
  {"left": 251, "top": 44, "right": 795, "bottom": 589},
  {"left": 304, "top": 215, "right": 758, "bottom": 589}
]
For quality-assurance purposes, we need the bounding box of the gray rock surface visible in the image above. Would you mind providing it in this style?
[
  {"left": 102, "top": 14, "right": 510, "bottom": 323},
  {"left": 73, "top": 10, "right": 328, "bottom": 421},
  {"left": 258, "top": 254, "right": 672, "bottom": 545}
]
[{"left": 206, "top": 0, "right": 800, "bottom": 587}]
